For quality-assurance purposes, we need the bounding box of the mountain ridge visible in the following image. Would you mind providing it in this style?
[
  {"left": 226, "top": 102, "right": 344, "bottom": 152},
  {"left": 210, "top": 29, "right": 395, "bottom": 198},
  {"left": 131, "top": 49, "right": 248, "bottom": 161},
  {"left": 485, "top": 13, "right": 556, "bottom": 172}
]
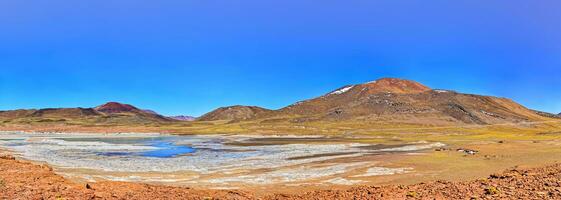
[
  {"left": 0, "top": 78, "right": 557, "bottom": 127},
  {"left": 197, "top": 105, "right": 272, "bottom": 122},
  {"left": 169, "top": 115, "right": 196, "bottom": 121},
  {"left": 198, "top": 78, "right": 552, "bottom": 125},
  {"left": 0, "top": 102, "right": 174, "bottom": 124}
]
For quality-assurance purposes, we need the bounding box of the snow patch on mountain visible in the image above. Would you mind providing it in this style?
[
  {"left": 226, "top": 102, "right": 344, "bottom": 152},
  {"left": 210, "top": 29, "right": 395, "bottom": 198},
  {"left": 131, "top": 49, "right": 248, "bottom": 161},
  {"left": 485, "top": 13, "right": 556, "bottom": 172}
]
[
  {"left": 434, "top": 90, "right": 450, "bottom": 93},
  {"left": 330, "top": 85, "right": 354, "bottom": 95}
]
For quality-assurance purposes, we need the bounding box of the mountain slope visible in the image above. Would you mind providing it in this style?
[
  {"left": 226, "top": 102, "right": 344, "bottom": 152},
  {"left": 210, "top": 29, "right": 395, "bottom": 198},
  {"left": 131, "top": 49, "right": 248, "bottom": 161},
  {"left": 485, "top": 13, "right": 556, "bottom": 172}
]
[
  {"left": 198, "top": 106, "right": 272, "bottom": 122},
  {"left": 95, "top": 102, "right": 139, "bottom": 114},
  {"left": 533, "top": 110, "right": 561, "bottom": 119},
  {"left": 94, "top": 102, "right": 173, "bottom": 122},
  {"left": 1, "top": 78, "right": 556, "bottom": 128},
  {"left": 279, "top": 78, "right": 430, "bottom": 116},
  {"left": 0, "top": 102, "right": 173, "bottom": 124},
  {"left": 257, "top": 78, "right": 552, "bottom": 125}
]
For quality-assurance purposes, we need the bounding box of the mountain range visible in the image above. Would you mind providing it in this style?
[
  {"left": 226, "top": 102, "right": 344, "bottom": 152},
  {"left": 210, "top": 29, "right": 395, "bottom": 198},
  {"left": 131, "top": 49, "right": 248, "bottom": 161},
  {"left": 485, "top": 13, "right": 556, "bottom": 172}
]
[
  {"left": 0, "top": 78, "right": 558, "bottom": 127},
  {"left": 196, "top": 78, "right": 554, "bottom": 125},
  {"left": 0, "top": 102, "right": 174, "bottom": 125}
]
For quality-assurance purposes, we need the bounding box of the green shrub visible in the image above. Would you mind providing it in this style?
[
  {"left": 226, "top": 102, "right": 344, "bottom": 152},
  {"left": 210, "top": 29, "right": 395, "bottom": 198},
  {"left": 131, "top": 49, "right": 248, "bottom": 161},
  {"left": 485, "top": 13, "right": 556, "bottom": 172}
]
[
  {"left": 485, "top": 186, "right": 500, "bottom": 195},
  {"left": 406, "top": 191, "right": 418, "bottom": 198}
]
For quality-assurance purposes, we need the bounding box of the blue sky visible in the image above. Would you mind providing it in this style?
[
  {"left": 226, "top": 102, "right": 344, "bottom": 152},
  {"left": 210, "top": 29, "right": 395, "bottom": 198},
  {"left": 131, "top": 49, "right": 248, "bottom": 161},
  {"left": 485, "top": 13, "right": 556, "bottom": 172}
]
[{"left": 1, "top": 0, "right": 560, "bottom": 116}]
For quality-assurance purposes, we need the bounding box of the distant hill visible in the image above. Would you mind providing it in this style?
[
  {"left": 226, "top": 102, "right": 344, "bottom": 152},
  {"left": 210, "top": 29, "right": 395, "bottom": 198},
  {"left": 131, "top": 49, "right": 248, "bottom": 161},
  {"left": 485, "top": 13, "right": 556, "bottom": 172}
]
[
  {"left": 0, "top": 102, "right": 173, "bottom": 125},
  {"left": 169, "top": 115, "right": 196, "bottom": 121},
  {"left": 197, "top": 106, "right": 272, "bottom": 122},
  {"left": 95, "top": 102, "right": 139, "bottom": 114},
  {"left": 198, "top": 78, "right": 553, "bottom": 125},
  {"left": 532, "top": 110, "right": 561, "bottom": 119}
]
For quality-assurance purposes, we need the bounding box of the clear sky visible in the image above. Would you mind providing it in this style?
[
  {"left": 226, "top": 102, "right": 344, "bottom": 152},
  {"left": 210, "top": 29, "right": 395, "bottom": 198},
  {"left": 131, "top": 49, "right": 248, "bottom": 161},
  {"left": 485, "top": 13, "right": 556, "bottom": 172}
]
[{"left": 1, "top": 1, "right": 560, "bottom": 116}]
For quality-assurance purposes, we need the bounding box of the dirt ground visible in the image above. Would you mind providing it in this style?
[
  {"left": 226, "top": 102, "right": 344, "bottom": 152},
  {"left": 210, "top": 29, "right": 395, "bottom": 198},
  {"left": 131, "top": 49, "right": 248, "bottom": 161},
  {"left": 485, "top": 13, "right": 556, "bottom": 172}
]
[{"left": 1, "top": 153, "right": 561, "bottom": 200}]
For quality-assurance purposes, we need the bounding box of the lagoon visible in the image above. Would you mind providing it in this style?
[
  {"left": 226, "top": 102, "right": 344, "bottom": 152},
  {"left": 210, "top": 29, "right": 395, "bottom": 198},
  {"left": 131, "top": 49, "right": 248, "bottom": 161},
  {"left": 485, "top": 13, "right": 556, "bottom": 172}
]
[{"left": 0, "top": 131, "right": 443, "bottom": 189}]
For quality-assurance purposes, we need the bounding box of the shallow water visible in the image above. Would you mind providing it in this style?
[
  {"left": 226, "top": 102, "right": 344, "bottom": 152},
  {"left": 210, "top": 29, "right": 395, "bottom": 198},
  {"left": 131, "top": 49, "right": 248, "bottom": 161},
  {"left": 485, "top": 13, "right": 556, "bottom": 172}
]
[
  {"left": 63, "top": 137, "right": 198, "bottom": 158},
  {"left": 0, "top": 132, "right": 444, "bottom": 187}
]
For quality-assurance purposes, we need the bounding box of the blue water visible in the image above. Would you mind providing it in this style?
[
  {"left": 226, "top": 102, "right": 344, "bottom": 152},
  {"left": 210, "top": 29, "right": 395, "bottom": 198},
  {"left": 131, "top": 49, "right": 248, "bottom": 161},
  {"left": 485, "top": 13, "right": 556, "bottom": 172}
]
[
  {"left": 86, "top": 137, "right": 196, "bottom": 158},
  {"left": 139, "top": 141, "right": 196, "bottom": 158}
]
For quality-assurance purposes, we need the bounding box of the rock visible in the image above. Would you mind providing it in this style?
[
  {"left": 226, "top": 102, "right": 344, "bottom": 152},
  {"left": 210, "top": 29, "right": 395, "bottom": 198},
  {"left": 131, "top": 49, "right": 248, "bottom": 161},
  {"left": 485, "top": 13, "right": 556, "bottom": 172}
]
[
  {"left": 0, "top": 154, "right": 16, "bottom": 160},
  {"left": 457, "top": 148, "right": 478, "bottom": 155}
]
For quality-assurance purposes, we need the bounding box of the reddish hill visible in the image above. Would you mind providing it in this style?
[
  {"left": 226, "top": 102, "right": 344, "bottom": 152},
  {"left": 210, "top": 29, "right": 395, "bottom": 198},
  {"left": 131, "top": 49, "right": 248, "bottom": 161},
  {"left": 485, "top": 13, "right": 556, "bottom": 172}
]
[
  {"left": 279, "top": 78, "right": 430, "bottom": 116},
  {"left": 254, "top": 78, "right": 552, "bottom": 125},
  {"left": 93, "top": 102, "right": 173, "bottom": 122},
  {"left": 94, "top": 102, "right": 140, "bottom": 114}
]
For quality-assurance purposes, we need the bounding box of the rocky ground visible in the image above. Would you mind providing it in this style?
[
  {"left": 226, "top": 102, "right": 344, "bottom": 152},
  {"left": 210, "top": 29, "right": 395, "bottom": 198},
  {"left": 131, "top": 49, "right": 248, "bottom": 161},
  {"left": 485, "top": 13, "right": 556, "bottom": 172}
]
[{"left": 1, "top": 153, "right": 560, "bottom": 200}]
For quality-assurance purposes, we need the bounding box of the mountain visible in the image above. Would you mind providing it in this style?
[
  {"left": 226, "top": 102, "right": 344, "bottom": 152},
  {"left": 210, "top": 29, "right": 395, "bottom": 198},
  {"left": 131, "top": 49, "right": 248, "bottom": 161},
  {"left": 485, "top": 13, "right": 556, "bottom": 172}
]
[
  {"left": 94, "top": 102, "right": 139, "bottom": 114},
  {"left": 94, "top": 102, "right": 173, "bottom": 122},
  {"left": 532, "top": 110, "right": 561, "bottom": 119},
  {"left": 142, "top": 109, "right": 159, "bottom": 115},
  {"left": 169, "top": 115, "right": 196, "bottom": 121},
  {"left": 198, "top": 78, "right": 551, "bottom": 125},
  {"left": 197, "top": 106, "right": 272, "bottom": 122},
  {"left": 0, "top": 102, "right": 173, "bottom": 124},
  {"left": 278, "top": 78, "right": 432, "bottom": 117},
  {"left": 0, "top": 108, "right": 100, "bottom": 120},
  {"left": 271, "top": 78, "right": 549, "bottom": 125},
  {"left": 1, "top": 78, "right": 557, "bottom": 128}
]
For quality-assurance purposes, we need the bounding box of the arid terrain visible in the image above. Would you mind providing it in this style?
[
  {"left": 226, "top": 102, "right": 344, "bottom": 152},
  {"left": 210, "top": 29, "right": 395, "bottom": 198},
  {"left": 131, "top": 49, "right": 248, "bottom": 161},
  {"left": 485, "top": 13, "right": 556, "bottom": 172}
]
[
  {"left": 2, "top": 151, "right": 561, "bottom": 200},
  {"left": 1, "top": 78, "right": 561, "bottom": 199}
]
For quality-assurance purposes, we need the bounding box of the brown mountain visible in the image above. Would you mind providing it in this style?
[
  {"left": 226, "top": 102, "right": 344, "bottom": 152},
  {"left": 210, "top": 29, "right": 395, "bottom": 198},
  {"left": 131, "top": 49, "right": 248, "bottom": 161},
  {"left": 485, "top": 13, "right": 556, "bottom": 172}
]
[
  {"left": 197, "top": 106, "right": 272, "bottom": 122},
  {"left": 94, "top": 102, "right": 173, "bottom": 122},
  {"left": 271, "top": 78, "right": 549, "bottom": 125},
  {"left": 1, "top": 79, "right": 556, "bottom": 127},
  {"left": 0, "top": 108, "right": 101, "bottom": 120},
  {"left": 533, "top": 110, "right": 561, "bottom": 119},
  {"left": 0, "top": 102, "right": 173, "bottom": 124},
  {"left": 169, "top": 115, "right": 196, "bottom": 121},
  {"left": 278, "top": 78, "right": 431, "bottom": 116},
  {"left": 94, "top": 102, "right": 142, "bottom": 114},
  {"left": 198, "top": 78, "right": 552, "bottom": 125}
]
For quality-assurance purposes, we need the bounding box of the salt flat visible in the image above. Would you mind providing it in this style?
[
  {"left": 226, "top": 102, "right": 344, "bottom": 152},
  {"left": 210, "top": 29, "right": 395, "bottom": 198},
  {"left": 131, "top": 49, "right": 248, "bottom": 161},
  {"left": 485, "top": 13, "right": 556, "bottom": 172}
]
[{"left": 0, "top": 131, "right": 442, "bottom": 190}]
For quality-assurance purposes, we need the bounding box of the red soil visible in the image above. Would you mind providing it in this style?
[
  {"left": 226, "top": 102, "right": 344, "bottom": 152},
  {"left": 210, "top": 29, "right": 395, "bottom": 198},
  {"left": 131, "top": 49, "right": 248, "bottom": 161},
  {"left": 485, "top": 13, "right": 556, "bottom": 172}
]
[{"left": 1, "top": 153, "right": 560, "bottom": 200}]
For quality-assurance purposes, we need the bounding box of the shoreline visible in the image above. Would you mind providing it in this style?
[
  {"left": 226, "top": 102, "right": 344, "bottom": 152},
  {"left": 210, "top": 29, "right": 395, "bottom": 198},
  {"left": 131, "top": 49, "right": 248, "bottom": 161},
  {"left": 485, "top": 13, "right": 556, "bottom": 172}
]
[{"left": 0, "top": 132, "right": 436, "bottom": 193}]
